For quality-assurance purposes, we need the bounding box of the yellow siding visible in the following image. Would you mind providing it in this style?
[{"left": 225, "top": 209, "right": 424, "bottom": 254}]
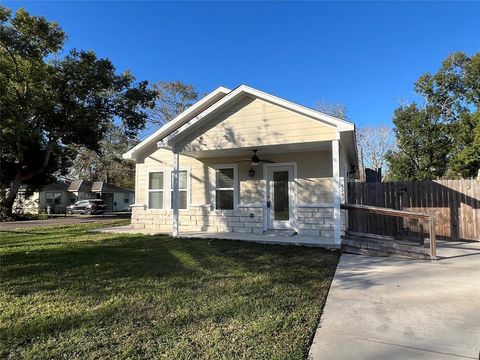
[
  {"left": 135, "top": 148, "right": 333, "bottom": 207},
  {"left": 181, "top": 96, "right": 337, "bottom": 152},
  {"left": 136, "top": 149, "right": 210, "bottom": 206}
]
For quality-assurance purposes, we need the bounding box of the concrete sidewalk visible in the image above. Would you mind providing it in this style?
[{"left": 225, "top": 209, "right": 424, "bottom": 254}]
[{"left": 309, "top": 240, "right": 480, "bottom": 360}]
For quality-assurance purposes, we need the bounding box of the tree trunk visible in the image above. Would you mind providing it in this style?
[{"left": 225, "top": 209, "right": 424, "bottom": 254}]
[
  {"left": 0, "top": 179, "right": 21, "bottom": 220},
  {"left": 0, "top": 142, "right": 55, "bottom": 220}
]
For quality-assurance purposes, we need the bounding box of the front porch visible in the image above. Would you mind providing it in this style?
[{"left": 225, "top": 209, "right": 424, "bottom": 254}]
[
  {"left": 131, "top": 199, "right": 345, "bottom": 246},
  {"left": 96, "top": 224, "right": 338, "bottom": 247},
  {"left": 165, "top": 140, "right": 348, "bottom": 246}
]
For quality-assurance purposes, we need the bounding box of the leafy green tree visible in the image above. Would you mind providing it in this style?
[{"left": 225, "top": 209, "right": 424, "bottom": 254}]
[
  {"left": 448, "top": 111, "right": 480, "bottom": 178},
  {"left": 388, "top": 52, "right": 480, "bottom": 180},
  {"left": 0, "top": 6, "right": 155, "bottom": 219},
  {"left": 69, "top": 81, "right": 198, "bottom": 188},
  {"left": 70, "top": 125, "right": 138, "bottom": 189},
  {"left": 386, "top": 105, "right": 451, "bottom": 180}
]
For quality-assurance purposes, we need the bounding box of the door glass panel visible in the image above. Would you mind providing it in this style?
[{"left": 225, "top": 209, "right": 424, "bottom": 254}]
[{"left": 273, "top": 171, "right": 289, "bottom": 220}]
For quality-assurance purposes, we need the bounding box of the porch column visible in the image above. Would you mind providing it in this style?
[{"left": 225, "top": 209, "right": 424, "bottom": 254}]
[
  {"left": 332, "top": 139, "right": 341, "bottom": 246},
  {"left": 172, "top": 152, "right": 180, "bottom": 237}
]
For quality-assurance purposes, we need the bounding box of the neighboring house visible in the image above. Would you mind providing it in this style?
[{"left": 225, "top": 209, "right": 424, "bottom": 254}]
[
  {"left": 90, "top": 181, "right": 135, "bottom": 211},
  {"left": 67, "top": 180, "right": 95, "bottom": 203},
  {"left": 123, "top": 85, "right": 358, "bottom": 246},
  {"left": 15, "top": 182, "right": 71, "bottom": 214},
  {"left": 14, "top": 180, "right": 134, "bottom": 214},
  {"left": 67, "top": 180, "right": 135, "bottom": 211}
]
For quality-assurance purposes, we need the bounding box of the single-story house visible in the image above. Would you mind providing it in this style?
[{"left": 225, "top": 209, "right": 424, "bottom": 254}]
[
  {"left": 67, "top": 180, "right": 96, "bottom": 202},
  {"left": 68, "top": 180, "right": 135, "bottom": 211},
  {"left": 14, "top": 182, "right": 72, "bottom": 215},
  {"left": 14, "top": 180, "right": 135, "bottom": 214},
  {"left": 123, "top": 85, "right": 358, "bottom": 246},
  {"left": 91, "top": 181, "right": 135, "bottom": 211}
]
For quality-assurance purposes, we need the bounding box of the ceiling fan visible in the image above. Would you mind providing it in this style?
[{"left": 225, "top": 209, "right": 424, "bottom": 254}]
[{"left": 236, "top": 149, "right": 274, "bottom": 166}]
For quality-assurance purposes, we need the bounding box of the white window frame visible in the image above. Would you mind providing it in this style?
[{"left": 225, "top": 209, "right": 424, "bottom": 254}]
[
  {"left": 262, "top": 162, "right": 298, "bottom": 232},
  {"left": 212, "top": 164, "right": 238, "bottom": 210},
  {"left": 169, "top": 167, "right": 190, "bottom": 210},
  {"left": 146, "top": 170, "right": 166, "bottom": 210}
]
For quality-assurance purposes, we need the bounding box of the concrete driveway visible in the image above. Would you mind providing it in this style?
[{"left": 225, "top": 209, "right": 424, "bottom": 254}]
[
  {"left": 0, "top": 213, "right": 130, "bottom": 230},
  {"left": 309, "top": 240, "right": 480, "bottom": 360}
]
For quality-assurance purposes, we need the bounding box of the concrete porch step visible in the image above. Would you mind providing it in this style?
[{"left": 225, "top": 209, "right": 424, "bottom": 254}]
[{"left": 263, "top": 229, "right": 297, "bottom": 237}]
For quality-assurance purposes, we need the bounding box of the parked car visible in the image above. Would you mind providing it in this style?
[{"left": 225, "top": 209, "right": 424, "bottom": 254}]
[{"left": 67, "top": 199, "right": 107, "bottom": 215}]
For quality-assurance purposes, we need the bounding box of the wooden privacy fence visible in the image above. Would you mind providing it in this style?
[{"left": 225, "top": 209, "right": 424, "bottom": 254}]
[{"left": 347, "top": 180, "right": 480, "bottom": 242}]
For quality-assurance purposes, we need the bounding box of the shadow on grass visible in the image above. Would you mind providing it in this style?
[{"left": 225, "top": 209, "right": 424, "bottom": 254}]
[
  {"left": 0, "top": 226, "right": 340, "bottom": 359},
  {"left": 2, "top": 233, "right": 339, "bottom": 297}
]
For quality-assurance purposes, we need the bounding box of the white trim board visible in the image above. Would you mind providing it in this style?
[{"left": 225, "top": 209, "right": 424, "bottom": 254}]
[
  {"left": 332, "top": 139, "right": 341, "bottom": 245},
  {"left": 122, "top": 86, "right": 230, "bottom": 160},
  {"left": 145, "top": 166, "right": 192, "bottom": 211},
  {"left": 163, "top": 85, "right": 355, "bottom": 149},
  {"left": 145, "top": 168, "right": 168, "bottom": 210},
  {"left": 262, "top": 162, "right": 298, "bottom": 233},
  {"left": 212, "top": 164, "right": 239, "bottom": 211},
  {"left": 123, "top": 84, "right": 357, "bottom": 169}
]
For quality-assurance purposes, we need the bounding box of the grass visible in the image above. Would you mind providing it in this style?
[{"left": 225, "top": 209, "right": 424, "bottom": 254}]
[{"left": 0, "top": 222, "right": 339, "bottom": 359}]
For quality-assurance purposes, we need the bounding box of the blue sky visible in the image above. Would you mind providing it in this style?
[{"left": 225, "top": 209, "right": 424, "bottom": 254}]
[{"left": 5, "top": 1, "right": 480, "bottom": 137}]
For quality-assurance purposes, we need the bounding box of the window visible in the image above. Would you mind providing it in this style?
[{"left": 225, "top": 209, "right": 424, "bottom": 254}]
[
  {"left": 148, "top": 172, "right": 164, "bottom": 209},
  {"left": 46, "top": 192, "right": 62, "bottom": 205},
  {"left": 215, "top": 167, "right": 235, "bottom": 210},
  {"left": 171, "top": 170, "right": 188, "bottom": 209}
]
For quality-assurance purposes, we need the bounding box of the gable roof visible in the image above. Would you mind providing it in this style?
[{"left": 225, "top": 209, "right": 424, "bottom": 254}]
[
  {"left": 123, "top": 84, "right": 357, "bottom": 162},
  {"left": 45, "top": 182, "right": 70, "bottom": 191},
  {"left": 160, "top": 85, "right": 355, "bottom": 150},
  {"left": 91, "top": 181, "right": 134, "bottom": 193},
  {"left": 91, "top": 181, "right": 103, "bottom": 192},
  {"left": 122, "top": 86, "right": 231, "bottom": 160},
  {"left": 68, "top": 180, "right": 93, "bottom": 192}
]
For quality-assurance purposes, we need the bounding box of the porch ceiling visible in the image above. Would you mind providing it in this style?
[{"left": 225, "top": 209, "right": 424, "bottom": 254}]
[{"left": 180, "top": 140, "right": 332, "bottom": 158}]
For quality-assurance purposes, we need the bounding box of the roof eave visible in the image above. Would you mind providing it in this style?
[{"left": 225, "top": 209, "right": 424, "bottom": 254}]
[
  {"left": 164, "top": 84, "right": 356, "bottom": 146},
  {"left": 122, "top": 86, "right": 231, "bottom": 160}
]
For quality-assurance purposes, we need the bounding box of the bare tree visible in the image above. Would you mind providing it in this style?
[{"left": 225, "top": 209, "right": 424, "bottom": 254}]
[
  {"left": 147, "top": 81, "right": 199, "bottom": 126},
  {"left": 316, "top": 100, "right": 348, "bottom": 120},
  {"left": 357, "top": 125, "right": 396, "bottom": 180},
  {"left": 315, "top": 101, "right": 394, "bottom": 180}
]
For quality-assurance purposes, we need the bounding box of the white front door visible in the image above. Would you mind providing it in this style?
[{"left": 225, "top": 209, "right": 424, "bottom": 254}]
[{"left": 266, "top": 165, "right": 294, "bottom": 229}]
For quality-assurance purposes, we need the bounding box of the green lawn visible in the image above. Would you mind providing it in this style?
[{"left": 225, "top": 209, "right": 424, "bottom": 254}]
[{"left": 0, "top": 222, "right": 339, "bottom": 359}]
